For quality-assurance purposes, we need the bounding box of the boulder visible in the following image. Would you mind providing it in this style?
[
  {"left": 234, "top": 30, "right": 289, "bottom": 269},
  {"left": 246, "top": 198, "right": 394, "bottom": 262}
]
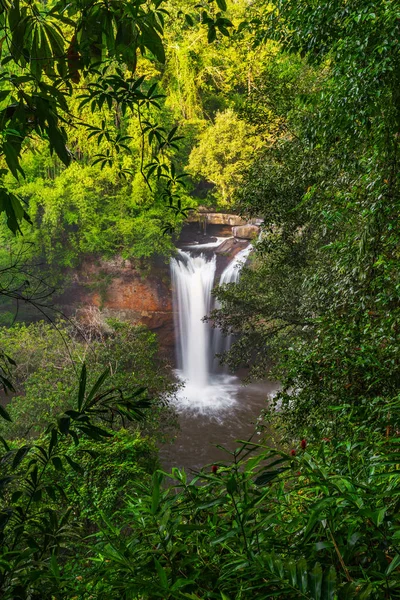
[
  {"left": 215, "top": 237, "right": 247, "bottom": 255},
  {"left": 187, "top": 211, "right": 246, "bottom": 226},
  {"left": 232, "top": 224, "right": 260, "bottom": 240},
  {"left": 215, "top": 237, "right": 237, "bottom": 254},
  {"left": 207, "top": 213, "right": 247, "bottom": 226}
]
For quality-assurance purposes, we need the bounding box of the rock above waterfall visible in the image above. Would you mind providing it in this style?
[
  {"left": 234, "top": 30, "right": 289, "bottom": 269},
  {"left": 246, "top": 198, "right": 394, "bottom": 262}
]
[
  {"left": 232, "top": 224, "right": 260, "bottom": 239},
  {"left": 215, "top": 237, "right": 248, "bottom": 255},
  {"left": 188, "top": 210, "right": 246, "bottom": 226}
]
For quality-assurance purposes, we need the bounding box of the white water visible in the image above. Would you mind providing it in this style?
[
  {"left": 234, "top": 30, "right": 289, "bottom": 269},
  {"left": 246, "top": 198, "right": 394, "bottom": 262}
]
[
  {"left": 171, "top": 250, "right": 216, "bottom": 389},
  {"left": 212, "top": 245, "right": 253, "bottom": 367},
  {"left": 183, "top": 237, "right": 228, "bottom": 249},
  {"left": 170, "top": 243, "right": 252, "bottom": 414},
  {"left": 219, "top": 244, "right": 253, "bottom": 286}
]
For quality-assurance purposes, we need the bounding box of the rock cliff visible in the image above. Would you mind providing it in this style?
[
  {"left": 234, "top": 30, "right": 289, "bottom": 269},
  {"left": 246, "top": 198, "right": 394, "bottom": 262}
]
[{"left": 57, "top": 255, "right": 174, "bottom": 350}]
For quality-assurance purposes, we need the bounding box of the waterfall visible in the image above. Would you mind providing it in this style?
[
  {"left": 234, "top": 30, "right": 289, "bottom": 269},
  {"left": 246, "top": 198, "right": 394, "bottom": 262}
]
[
  {"left": 219, "top": 244, "right": 253, "bottom": 286},
  {"left": 170, "top": 243, "right": 251, "bottom": 412},
  {"left": 171, "top": 250, "right": 216, "bottom": 388},
  {"left": 212, "top": 244, "right": 253, "bottom": 367}
]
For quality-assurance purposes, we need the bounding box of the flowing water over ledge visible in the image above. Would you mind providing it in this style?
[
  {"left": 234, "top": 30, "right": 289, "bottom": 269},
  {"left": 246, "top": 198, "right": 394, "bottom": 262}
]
[{"left": 160, "top": 237, "right": 278, "bottom": 473}]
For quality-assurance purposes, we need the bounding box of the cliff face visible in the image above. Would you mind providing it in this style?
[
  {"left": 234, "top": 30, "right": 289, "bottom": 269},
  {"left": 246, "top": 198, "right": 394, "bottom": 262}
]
[
  {"left": 56, "top": 215, "right": 260, "bottom": 352},
  {"left": 57, "top": 255, "right": 175, "bottom": 349}
]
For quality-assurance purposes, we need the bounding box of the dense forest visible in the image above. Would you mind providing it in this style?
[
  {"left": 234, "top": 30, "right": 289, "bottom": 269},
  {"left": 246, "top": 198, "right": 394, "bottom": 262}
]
[{"left": 1, "top": 0, "right": 400, "bottom": 598}]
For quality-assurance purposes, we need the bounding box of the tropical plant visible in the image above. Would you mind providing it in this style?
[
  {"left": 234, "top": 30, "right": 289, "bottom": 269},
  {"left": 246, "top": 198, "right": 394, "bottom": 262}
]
[
  {"left": 76, "top": 396, "right": 400, "bottom": 599},
  {"left": 0, "top": 364, "right": 152, "bottom": 599},
  {"left": 0, "top": 319, "right": 178, "bottom": 440},
  {"left": 188, "top": 109, "right": 262, "bottom": 205}
]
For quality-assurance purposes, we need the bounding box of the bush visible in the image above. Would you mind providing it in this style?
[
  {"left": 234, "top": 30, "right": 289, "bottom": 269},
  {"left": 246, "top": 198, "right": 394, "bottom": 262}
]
[
  {"left": 81, "top": 398, "right": 400, "bottom": 599},
  {"left": 0, "top": 319, "right": 178, "bottom": 440}
]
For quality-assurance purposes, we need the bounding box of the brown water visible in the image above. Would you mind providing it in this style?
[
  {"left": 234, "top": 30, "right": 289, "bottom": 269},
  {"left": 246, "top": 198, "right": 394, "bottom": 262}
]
[{"left": 159, "top": 378, "right": 278, "bottom": 474}]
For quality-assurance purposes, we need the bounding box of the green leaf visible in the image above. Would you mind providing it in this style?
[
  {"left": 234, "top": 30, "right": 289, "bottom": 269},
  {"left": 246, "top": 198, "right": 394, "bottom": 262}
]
[
  {"left": 386, "top": 553, "right": 400, "bottom": 576},
  {"left": 77, "top": 424, "right": 112, "bottom": 440},
  {"left": 0, "top": 476, "right": 14, "bottom": 492},
  {"left": 171, "top": 578, "right": 196, "bottom": 591},
  {"left": 216, "top": 0, "right": 227, "bottom": 11},
  {"left": 322, "top": 566, "right": 336, "bottom": 599},
  {"left": 315, "top": 541, "right": 333, "bottom": 551},
  {"left": 85, "top": 367, "right": 110, "bottom": 407},
  {"left": 51, "top": 456, "right": 64, "bottom": 471},
  {"left": 0, "top": 436, "right": 10, "bottom": 451},
  {"left": 207, "top": 25, "right": 217, "bottom": 43},
  {"left": 154, "top": 558, "right": 168, "bottom": 589},
  {"left": 309, "top": 562, "right": 322, "bottom": 599},
  {"left": 58, "top": 416, "right": 70, "bottom": 435},
  {"left": 140, "top": 23, "right": 165, "bottom": 63},
  {"left": 47, "top": 123, "right": 71, "bottom": 166},
  {"left": 8, "top": 0, "right": 20, "bottom": 31},
  {"left": 32, "top": 488, "right": 42, "bottom": 502},
  {"left": 286, "top": 560, "right": 297, "bottom": 587},
  {"left": 297, "top": 558, "right": 308, "bottom": 593},
  {"left": 151, "top": 471, "right": 161, "bottom": 514},
  {"left": 12, "top": 445, "right": 30, "bottom": 469},
  {"left": 0, "top": 405, "right": 12, "bottom": 422},
  {"left": 196, "top": 497, "right": 227, "bottom": 511},
  {"left": 77, "top": 364, "right": 87, "bottom": 411},
  {"left": 64, "top": 455, "right": 84, "bottom": 474},
  {"left": 210, "top": 528, "right": 238, "bottom": 545},
  {"left": 226, "top": 475, "right": 238, "bottom": 494},
  {"left": 45, "top": 485, "right": 57, "bottom": 501},
  {"left": 375, "top": 508, "right": 386, "bottom": 527},
  {"left": 357, "top": 584, "right": 374, "bottom": 599},
  {"left": 50, "top": 553, "right": 60, "bottom": 578},
  {"left": 254, "top": 467, "right": 289, "bottom": 486},
  {"left": 43, "top": 23, "right": 64, "bottom": 58},
  {"left": 2, "top": 141, "right": 24, "bottom": 180}
]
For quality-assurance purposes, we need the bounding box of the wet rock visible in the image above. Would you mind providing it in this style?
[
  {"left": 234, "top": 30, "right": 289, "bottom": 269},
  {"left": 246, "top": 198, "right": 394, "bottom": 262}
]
[
  {"left": 232, "top": 224, "right": 260, "bottom": 240},
  {"left": 187, "top": 211, "right": 246, "bottom": 226},
  {"left": 215, "top": 237, "right": 248, "bottom": 255}
]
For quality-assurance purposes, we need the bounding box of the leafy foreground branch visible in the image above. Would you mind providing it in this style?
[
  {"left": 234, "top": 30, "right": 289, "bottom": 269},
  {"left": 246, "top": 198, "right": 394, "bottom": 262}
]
[
  {"left": 84, "top": 402, "right": 400, "bottom": 600},
  {"left": 0, "top": 364, "right": 151, "bottom": 599},
  {"left": 1, "top": 366, "right": 400, "bottom": 598}
]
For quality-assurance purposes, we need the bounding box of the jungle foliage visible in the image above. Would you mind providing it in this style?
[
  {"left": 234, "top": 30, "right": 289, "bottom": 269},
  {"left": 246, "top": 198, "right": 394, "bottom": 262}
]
[
  {"left": 1, "top": 0, "right": 400, "bottom": 598},
  {"left": 214, "top": 0, "right": 400, "bottom": 434},
  {"left": 0, "top": 0, "right": 262, "bottom": 268}
]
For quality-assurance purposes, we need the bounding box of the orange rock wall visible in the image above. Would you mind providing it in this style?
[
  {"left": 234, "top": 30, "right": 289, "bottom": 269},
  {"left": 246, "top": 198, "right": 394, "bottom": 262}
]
[{"left": 57, "top": 256, "right": 175, "bottom": 349}]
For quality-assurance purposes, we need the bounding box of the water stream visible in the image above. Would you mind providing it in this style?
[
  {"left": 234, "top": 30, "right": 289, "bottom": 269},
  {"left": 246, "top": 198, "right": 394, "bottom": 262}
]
[
  {"left": 212, "top": 244, "right": 254, "bottom": 370},
  {"left": 170, "top": 250, "right": 216, "bottom": 390},
  {"left": 162, "top": 238, "right": 278, "bottom": 472},
  {"left": 170, "top": 245, "right": 244, "bottom": 413}
]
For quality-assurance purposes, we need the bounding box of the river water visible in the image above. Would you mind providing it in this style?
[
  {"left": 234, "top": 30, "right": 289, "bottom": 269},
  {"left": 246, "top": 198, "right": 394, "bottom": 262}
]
[
  {"left": 160, "top": 378, "right": 278, "bottom": 473},
  {"left": 160, "top": 235, "right": 278, "bottom": 474}
]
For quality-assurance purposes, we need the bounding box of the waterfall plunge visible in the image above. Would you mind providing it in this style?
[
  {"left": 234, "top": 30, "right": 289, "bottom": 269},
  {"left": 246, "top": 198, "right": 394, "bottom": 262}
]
[
  {"left": 171, "top": 250, "right": 216, "bottom": 388},
  {"left": 170, "top": 244, "right": 251, "bottom": 413}
]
